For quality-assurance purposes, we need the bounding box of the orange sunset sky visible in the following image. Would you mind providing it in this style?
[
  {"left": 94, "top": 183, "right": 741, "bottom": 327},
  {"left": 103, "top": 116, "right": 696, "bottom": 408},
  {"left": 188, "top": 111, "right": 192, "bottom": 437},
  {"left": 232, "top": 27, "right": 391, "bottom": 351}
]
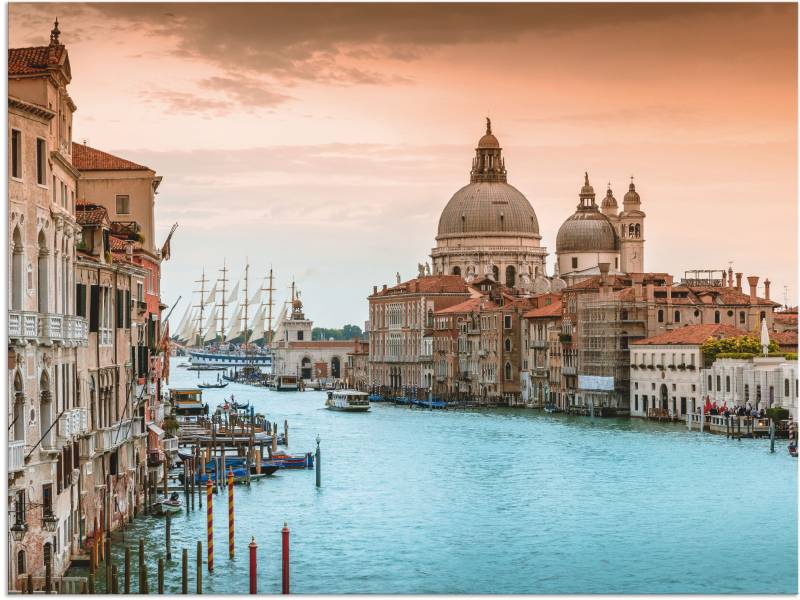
[{"left": 9, "top": 3, "right": 798, "bottom": 326}]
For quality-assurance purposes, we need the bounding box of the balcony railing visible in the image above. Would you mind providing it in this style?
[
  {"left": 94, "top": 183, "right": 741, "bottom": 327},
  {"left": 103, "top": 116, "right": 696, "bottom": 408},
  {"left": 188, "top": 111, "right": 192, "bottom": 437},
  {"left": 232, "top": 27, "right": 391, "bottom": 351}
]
[
  {"left": 79, "top": 433, "right": 96, "bottom": 459},
  {"left": 9, "top": 311, "right": 88, "bottom": 347},
  {"left": 8, "top": 440, "right": 24, "bottom": 473},
  {"left": 532, "top": 339, "right": 548, "bottom": 349},
  {"left": 163, "top": 437, "right": 179, "bottom": 453},
  {"left": 563, "top": 366, "right": 577, "bottom": 375}
]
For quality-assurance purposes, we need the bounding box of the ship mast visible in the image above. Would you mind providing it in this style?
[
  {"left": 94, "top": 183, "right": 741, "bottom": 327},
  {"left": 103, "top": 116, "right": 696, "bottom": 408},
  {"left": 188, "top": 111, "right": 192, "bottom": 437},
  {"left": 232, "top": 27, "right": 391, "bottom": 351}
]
[
  {"left": 242, "top": 262, "right": 250, "bottom": 349},
  {"left": 193, "top": 269, "right": 208, "bottom": 347},
  {"left": 218, "top": 258, "right": 229, "bottom": 343},
  {"left": 264, "top": 267, "right": 275, "bottom": 346}
]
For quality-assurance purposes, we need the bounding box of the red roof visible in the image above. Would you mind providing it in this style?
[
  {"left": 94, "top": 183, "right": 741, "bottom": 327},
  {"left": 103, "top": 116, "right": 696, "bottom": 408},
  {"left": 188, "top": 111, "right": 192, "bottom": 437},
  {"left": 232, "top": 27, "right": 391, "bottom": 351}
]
[
  {"left": 8, "top": 45, "right": 65, "bottom": 76},
  {"left": 523, "top": 300, "right": 563, "bottom": 319},
  {"left": 372, "top": 275, "right": 468, "bottom": 297},
  {"left": 632, "top": 324, "right": 742, "bottom": 346},
  {"left": 770, "top": 331, "right": 798, "bottom": 349},
  {"left": 436, "top": 296, "right": 497, "bottom": 315},
  {"left": 286, "top": 340, "right": 358, "bottom": 349},
  {"left": 76, "top": 203, "right": 109, "bottom": 226},
  {"left": 775, "top": 312, "right": 798, "bottom": 323},
  {"left": 108, "top": 236, "right": 128, "bottom": 251},
  {"left": 72, "top": 143, "right": 149, "bottom": 171}
]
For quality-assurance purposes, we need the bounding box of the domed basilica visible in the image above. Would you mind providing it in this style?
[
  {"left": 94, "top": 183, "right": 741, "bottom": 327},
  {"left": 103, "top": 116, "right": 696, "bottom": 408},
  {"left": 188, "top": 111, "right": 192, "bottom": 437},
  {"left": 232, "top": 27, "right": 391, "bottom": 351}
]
[{"left": 429, "top": 119, "right": 645, "bottom": 289}]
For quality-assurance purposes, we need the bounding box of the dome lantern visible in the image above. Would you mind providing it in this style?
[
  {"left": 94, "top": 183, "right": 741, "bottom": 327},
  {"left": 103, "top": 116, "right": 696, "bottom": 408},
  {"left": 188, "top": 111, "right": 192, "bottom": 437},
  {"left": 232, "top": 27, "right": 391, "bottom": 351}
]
[{"left": 470, "top": 117, "right": 506, "bottom": 184}]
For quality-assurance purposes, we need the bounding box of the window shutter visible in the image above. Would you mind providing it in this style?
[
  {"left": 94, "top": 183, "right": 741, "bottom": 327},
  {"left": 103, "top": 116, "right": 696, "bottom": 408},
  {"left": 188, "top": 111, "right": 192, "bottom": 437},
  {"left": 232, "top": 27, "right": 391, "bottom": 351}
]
[
  {"left": 75, "top": 284, "right": 87, "bottom": 318},
  {"left": 126, "top": 290, "right": 131, "bottom": 328},
  {"left": 116, "top": 290, "right": 124, "bottom": 328},
  {"left": 89, "top": 285, "right": 100, "bottom": 332}
]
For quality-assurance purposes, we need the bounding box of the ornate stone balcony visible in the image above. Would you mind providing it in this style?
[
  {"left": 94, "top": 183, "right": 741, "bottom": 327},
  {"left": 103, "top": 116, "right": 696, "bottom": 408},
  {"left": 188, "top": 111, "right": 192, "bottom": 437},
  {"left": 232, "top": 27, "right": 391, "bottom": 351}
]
[
  {"left": 8, "top": 311, "right": 88, "bottom": 347},
  {"left": 8, "top": 440, "right": 25, "bottom": 473}
]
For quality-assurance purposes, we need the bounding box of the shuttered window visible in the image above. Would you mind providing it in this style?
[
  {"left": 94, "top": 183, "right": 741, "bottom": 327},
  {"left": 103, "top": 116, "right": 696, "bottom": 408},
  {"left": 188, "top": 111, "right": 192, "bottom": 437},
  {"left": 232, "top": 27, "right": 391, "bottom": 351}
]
[{"left": 89, "top": 285, "right": 100, "bottom": 332}]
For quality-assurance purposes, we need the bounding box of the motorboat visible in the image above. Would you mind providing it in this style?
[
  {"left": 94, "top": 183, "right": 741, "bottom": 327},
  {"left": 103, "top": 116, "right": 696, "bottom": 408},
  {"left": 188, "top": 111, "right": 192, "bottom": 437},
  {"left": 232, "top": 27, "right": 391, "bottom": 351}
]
[
  {"left": 154, "top": 492, "right": 183, "bottom": 515},
  {"left": 270, "top": 450, "right": 313, "bottom": 469},
  {"left": 271, "top": 375, "right": 299, "bottom": 391},
  {"left": 325, "top": 390, "right": 370, "bottom": 412}
]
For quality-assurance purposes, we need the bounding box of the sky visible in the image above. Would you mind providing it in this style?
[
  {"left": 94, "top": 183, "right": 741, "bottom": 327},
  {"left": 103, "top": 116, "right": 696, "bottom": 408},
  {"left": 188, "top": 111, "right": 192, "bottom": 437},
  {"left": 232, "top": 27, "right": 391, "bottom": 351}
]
[{"left": 8, "top": 3, "right": 798, "bottom": 327}]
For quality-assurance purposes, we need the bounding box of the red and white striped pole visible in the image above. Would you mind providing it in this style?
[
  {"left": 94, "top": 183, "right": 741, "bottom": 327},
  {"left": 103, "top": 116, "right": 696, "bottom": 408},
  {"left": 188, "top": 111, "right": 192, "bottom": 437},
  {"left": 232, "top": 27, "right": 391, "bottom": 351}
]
[
  {"left": 228, "top": 467, "right": 235, "bottom": 559},
  {"left": 207, "top": 477, "right": 214, "bottom": 572},
  {"left": 249, "top": 537, "right": 258, "bottom": 594},
  {"left": 281, "top": 522, "right": 290, "bottom": 594}
]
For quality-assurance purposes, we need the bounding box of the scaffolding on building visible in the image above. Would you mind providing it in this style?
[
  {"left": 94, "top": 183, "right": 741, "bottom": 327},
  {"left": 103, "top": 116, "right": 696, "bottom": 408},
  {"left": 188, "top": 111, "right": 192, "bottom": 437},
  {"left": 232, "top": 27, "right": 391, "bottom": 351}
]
[{"left": 576, "top": 294, "right": 649, "bottom": 411}]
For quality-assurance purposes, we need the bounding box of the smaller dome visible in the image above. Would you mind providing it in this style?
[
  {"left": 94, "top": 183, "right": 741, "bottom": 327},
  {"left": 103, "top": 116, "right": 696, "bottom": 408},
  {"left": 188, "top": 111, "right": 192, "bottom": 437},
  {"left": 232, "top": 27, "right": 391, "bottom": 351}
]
[
  {"left": 601, "top": 186, "right": 618, "bottom": 210},
  {"left": 624, "top": 179, "right": 640, "bottom": 204},
  {"left": 556, "top": 210, "right": 620, "bottom": 253}
]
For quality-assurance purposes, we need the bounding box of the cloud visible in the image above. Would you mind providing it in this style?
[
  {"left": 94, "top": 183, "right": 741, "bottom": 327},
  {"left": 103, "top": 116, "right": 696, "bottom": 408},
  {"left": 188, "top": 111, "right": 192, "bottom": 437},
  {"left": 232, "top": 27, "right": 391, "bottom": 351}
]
[{"left": 198, "top": 76, "right": 292, "bottom": 108}]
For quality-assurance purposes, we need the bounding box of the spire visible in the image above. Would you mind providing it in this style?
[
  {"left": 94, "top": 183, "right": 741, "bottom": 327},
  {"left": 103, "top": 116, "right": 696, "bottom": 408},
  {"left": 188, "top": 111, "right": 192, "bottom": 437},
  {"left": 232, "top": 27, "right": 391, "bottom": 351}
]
[
  {"left": 601, "top": 182, "right": 618, "bottom": 215},
  {"left": 578, "top": 171, "right": 596, "bottom": 209},
  {"left": 624, "top": 174, "right": 641, "bottom": 206},
  {"left": 49, "top": 18, "right": 61, "bottom": 45}
]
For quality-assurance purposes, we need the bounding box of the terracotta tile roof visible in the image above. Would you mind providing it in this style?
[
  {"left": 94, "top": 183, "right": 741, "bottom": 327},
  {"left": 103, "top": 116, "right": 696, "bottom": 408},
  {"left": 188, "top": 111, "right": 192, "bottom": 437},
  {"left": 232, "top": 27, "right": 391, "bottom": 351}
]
[
  {"left": 775, "top": 312, "right": 798, "bottom": 322},
  {"left": 108, "top": 236, "right": 127, "bottom": 252},
  {"left": 523, "top": 300, "right": 563, "bottom": 319},
  {"left": 372, "top": 275, "right": 469, "bottom": 297},
  {"left": 770, "top": 331, "right": 798, "bottom": 349},
  {"left": 632, "top": 324, "right": 743, "bottom": 346},
  {"left": 436, "top": 296, "right": 497, "bottom": 315},
  {"left": 8, "top": 45, "right": 65, "bottom": 76},
  {"left": 75, "top": 202, "right": 110, "bottom": 227},
  {"left": 72, "top": 142, "right": 149, "bottom": 171}
]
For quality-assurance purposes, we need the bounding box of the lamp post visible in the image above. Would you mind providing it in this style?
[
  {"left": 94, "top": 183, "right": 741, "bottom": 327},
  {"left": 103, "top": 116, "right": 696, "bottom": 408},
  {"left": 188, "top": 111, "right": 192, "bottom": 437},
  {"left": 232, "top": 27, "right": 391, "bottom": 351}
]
[
  {"left": 10, "top": 522, "right": 27, "bottom": 542},
  {"left": 42, "top": 512, "right": 59, "bottom": 533}
]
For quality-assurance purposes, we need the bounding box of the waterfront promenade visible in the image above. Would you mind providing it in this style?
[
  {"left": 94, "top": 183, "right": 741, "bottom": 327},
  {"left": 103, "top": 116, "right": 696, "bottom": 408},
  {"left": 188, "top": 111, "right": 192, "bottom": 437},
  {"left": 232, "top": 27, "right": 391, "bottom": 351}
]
[{"left": 70, "top": 359, "right": 797, "bottom": 594}]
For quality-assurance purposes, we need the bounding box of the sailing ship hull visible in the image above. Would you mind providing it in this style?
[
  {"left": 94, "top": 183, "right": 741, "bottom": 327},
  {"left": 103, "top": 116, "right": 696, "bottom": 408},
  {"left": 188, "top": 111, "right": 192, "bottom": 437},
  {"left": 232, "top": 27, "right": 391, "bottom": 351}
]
[{"left": 189, "top": 350, "right": 272, "bottom": 370}]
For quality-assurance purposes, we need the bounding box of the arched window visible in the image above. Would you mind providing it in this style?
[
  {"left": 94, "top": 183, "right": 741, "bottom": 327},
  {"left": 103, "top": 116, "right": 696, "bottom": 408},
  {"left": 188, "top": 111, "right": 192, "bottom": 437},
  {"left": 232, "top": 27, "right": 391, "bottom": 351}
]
[
  {"left": 714, "top": 311, "right": 720, "bottom": 324},
  {"left": 739, "top": 311, "right": 746, "bottom": 324},
  {"left": 708, "top": 375, "right": 713, "bottom": 390},
  {"left": 621, "top": 309, "right": 629, "bottom": 321},
  {"left": 11, "top": 227, "right": 23, "bottom": 311},
  {"left": 504, "top": 362, "right": 512, "bottom": 381},
  {"left": 331, "top": 356, "right": 341, "bottom": 379},
  {"left": 785, "top": 378, "right": 790, "bottom": 397},
  {"left": 674, "top": 310, "right": 681, "bottom": 323},
  {"left": 760, "top": 311, "right": 766, "bottom": 322},
  {"left": 744, "top": 384, "right": 749, "bottom": 403},
  {"left": 657, "top": 309, "right": 664, "bottom": 323},
  {"left": 505, "top": 265, "right": 516, "bottom": 287},
  {"left": 620, "top": 224, "right": 625, "bottom": 238},
  {"left": 504, "top": 338, "right": 511, "bottom": 352},
  {"left": 17, "top": 550, "right": 25, "bottom": 577},
  {"left": 492, "top": 265, "right": 499, "bottom": 281},
  {"left": 451, "top": 266, "right": 461, "bottom": 276},
  {"left": 629, "top": 224, "right": 635, "bottom": 237},
  {"left": 634, "top": 223, "right": 641, "bottom": 238},
  {"left": 37, "top": 230, "right": 49, "bottom": 314}
]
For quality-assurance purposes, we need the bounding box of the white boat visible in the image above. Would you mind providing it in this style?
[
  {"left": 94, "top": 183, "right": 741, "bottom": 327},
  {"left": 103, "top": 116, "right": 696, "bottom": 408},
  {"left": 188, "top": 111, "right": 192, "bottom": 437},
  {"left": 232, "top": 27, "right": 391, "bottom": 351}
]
[
  {"left": 271, "top": 375, "right": 299, "bottom": 392},
  {"left": 325, "top": 390, "right": 370, "bottom": 412},
  {"left": 154, "top": 493, "right": 183, "bottom": 515}
]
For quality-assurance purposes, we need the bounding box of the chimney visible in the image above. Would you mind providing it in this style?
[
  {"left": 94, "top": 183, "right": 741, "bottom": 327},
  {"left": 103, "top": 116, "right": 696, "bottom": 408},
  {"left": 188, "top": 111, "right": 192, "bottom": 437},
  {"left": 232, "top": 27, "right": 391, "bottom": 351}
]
[
  {"left": 747, "top": 276, "right": 759, "bottom": 301},
  {"left": 373, "top": 286, "right": 377, "bottom": 295},
  {"left": 598, "top": 262, "right": 610, "bottom": 284},
  {"left": 727, "top": 267, "right": 734, "bottom": 288},
  {"left": 764, "top": 279, "right": 771, "bottom": 301},
  {"left": 631, "top": 273, "right": 644, "bottom": 300},
  {"left": 646, "top": 281, "right": 654, "bottom": 302},
  {"left": 735, "top": 272, "right": 743, "bottom": 292},
  {"left": 382, "top": 284, "right": 387, "bottom": 292}
]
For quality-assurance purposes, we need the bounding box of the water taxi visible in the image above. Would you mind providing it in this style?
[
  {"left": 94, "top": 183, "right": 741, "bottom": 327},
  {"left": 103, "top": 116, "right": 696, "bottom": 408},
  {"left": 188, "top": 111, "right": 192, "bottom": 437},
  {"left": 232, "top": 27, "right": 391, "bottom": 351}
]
[
  {"left": 325, "top": 390, "right": 370, "bottom": 412},
  {"left": 271, "top": 375, "right": 299, "bottom": 391}
]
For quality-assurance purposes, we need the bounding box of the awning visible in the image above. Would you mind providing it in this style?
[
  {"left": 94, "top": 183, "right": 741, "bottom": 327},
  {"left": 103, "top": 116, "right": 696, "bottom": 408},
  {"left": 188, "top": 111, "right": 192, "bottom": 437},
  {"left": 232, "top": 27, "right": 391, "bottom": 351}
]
[{"left": 148, "top": 424, "right": 165, "bottom": 438}]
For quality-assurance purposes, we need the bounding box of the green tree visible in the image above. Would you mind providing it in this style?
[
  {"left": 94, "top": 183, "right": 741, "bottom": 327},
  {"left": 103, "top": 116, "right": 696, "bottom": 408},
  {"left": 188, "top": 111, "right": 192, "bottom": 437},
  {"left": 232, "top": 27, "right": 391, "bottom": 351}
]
[{"left": 701, "top": 335, "right": 779, "bottom": 365}]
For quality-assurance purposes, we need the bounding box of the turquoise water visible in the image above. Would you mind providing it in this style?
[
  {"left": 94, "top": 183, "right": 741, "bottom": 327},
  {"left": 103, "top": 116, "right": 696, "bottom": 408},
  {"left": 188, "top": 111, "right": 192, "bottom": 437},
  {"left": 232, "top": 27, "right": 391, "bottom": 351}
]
[{"left": 80, "top": 360, "right": 797, "bottom": 594}]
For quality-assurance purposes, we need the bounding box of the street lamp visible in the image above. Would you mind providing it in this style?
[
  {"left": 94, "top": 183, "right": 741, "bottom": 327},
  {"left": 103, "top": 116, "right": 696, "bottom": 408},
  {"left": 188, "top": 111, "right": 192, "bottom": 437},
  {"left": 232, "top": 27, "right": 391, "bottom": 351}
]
[
  {"left": 42, "top": 512, "right": 59, "bottom": 533},
  {"left": 10, "top": 522, "right": 27, "bottom": 542}
]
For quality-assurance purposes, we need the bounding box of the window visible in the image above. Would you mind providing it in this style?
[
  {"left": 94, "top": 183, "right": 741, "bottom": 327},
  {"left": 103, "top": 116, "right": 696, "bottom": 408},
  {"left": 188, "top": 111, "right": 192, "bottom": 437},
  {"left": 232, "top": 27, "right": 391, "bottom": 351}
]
[
  {"left": 744, "top": 384, "right": 749, "bottom": 403},
  {"left": 505, "top": 265, "right": 516, "bottom": 287},
  {"left": 708, "top": 375, "right": 712, "bottom": 390},
  {"left": 786, "top": 378, "right": 791, "bottom": 397},
  {"left": 136, "top": 282, "right": 143, "bottom": 302},
  {"left": 614, "top": 257, "right": 619, "bottom": 270},
  {"left": 116, "top": 195, "right": 130, "bottom": 215},
  {"left": 504, "top": 315, "right": 512, "bottom": 330},
  {"left": 716, "top": 375, "right": 721, "bottom": 391},
  {"left": 674, "top": 310, "right": 680, "bottom": 323},
  {"left": 571, "top": 257, "right": 578, "bottom": 269},
  {"left": 725, "top": 375, "right": 730, "bottom": 392},
  {"left": 739, "top": 311, "right": 746, "bottom": 324},
  {"left": 504, "top": 362, "right": 512, "bottom": 381},
  {"left": 634, "top": 395, "right": 638, "bottom": 411},
  {"left": 11, "top": 129, "right": 22, "bottom": 179},
  {"left": 297, "top": 330, "right": 304, "bottom": 341},
  {"left": 657, "top": 309, "right": 664, "bottom": 323},
  {"left": 36, "top": 138, "right": 46, "bottom": 185},
  {"left": 714, "top": 310, "right": 720, "bottom": 324},
  {"left": 504, "top": 338, "right": 511, "bottom": 352}
]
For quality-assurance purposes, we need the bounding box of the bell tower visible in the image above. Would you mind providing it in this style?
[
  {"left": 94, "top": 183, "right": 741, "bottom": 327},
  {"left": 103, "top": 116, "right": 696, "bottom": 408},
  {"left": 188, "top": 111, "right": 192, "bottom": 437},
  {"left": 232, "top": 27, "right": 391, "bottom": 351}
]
[{"left": 619, "top": 177, "right": 645, "bottom": 273}]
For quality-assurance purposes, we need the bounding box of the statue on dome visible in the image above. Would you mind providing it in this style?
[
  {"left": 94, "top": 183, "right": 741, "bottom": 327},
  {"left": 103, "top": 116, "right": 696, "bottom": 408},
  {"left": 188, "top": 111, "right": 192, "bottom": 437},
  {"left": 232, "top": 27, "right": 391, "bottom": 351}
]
[
  {"left": 418, "top": 263, "right": 425, "bottom": 278},
  {"left": 396, "top": 272, "right": 401, "bottom": 285},
  {"left": 425, "top": 262, "right": 431, "bottom": 277}
]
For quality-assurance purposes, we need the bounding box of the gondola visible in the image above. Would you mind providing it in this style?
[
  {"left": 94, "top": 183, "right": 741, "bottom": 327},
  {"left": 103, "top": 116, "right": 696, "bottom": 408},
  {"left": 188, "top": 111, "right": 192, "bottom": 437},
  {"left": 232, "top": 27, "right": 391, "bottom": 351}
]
[
  {"left": 198, "top": 382, "right": 229, "bottom": 389},
  {"left": 789, "top": 443, "right": 797, "bottom": 458}
]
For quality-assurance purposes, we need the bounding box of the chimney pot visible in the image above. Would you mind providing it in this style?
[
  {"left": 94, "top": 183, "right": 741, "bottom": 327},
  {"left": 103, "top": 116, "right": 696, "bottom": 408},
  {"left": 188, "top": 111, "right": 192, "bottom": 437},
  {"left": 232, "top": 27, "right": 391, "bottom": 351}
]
[
  {"left": 735, "top": 272, "right": 743, "bottom": 292},
  {"left": 747, "top": 276, "right": 759, "bottom": 301},
  {"left": 373, "top": 286, "right": 377, "bottom": 295},
  {"left": 764, "top": 279, "right": 771, "bottom": 300},
  {"left": 382, "top": 284, "right": 387, "bottom": 292}
]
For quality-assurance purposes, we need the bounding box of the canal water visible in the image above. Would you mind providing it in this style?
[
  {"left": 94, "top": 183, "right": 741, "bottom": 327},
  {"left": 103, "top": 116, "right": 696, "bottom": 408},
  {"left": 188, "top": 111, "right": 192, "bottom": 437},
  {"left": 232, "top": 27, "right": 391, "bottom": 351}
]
[{"left": 75, "top": 359, "right": 797, "bottom": 594}]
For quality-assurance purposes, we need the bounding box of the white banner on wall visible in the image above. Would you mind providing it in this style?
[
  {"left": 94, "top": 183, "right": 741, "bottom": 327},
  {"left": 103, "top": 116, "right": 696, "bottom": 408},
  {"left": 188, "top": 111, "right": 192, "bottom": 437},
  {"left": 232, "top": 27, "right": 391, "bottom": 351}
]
[{"left": 578, "top": 375, "right": 615, "bottom": 391}]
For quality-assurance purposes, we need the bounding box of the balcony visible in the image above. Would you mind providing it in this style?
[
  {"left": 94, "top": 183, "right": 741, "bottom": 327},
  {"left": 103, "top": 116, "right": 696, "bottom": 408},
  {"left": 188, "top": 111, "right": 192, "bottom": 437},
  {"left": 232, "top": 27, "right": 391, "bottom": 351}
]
[
  {"left": 163, "top": 437, "right": 179, "bottom": 453},
  {"left": 79, "top": 433, "right": 96, "bottom": 460},
  {"left": 533, "top": 367, "right": 549, "bottom": 377},
  {"left": 8, "top": 311, "right": 88, "bottom": 347},
  {"left": 8, "top": 440, "right": 25, "bottom": 473},
  {"left": 563, "top": 366, "right": 577, "bottom": 375},
  {"left": 532, "top": 339, "right": 548, "bottom": 349}
]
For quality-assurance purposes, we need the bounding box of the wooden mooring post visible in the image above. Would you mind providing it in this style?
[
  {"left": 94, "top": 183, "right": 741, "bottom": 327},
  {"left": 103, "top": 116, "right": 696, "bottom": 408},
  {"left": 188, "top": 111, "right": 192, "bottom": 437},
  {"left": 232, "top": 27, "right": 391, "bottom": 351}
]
[
  {"left": 124, "top": 546, "right": 131, "bottom": 593},
  {"left": 142, "top": 563, "right": 149, "bottom": 594},
  {"left": 138, "top": 539, "right": 145, "bottom": 593},
  {"left": 157, "top": 558, "right": 164, "bottom": 594},
  {"left": 181, "top": 549, "right": 188, "bottom": 594},
  {"left": 111, "top": 565, "right": 118, "bottom": 594},
  {"left": 197, "top": 541, "right": 203, "bottom": 594},
  {"left": 166, "top": 513, "right": 172, "bottom": 560}
]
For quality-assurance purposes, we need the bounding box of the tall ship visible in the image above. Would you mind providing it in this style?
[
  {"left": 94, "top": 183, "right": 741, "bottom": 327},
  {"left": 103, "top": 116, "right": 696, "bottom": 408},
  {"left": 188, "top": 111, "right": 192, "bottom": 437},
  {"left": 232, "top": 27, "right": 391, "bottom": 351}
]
[{"left": 171, "top": 261, "right": 276, "bottom": 372}]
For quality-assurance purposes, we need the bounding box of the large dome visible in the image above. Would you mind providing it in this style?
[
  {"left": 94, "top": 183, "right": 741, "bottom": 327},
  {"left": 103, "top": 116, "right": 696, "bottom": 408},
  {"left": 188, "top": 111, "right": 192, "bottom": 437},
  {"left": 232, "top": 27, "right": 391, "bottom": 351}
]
[
  {"left": 437, "top": 182, "right": 540, "bottom": 238},
  {"left": 556, "top": 209, "right": 619, "bottom": 252}
]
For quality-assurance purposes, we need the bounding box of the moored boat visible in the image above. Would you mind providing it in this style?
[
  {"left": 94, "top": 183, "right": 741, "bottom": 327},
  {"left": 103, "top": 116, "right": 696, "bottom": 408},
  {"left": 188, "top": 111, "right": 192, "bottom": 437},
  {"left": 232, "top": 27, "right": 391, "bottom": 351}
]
[
  {"left": 271, "top": 375, "right": 299, "bottom": 391},
  {"left": 154, "top": 492, "right": 183, "bottom": 515},
  {"left": 325, "top": 390, "right": 370, "bottom": 412},
  {"left": 270, "top": 450, "right": 313, "bottom": 469},
  {"left": 198, "top": 381, "right": 229, "bottom": 389}
]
